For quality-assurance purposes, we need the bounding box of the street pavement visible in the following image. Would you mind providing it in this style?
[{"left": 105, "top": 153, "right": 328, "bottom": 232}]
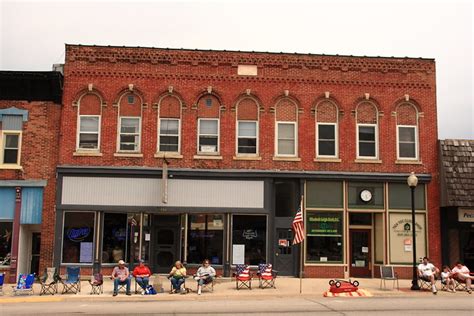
[{"left": 0, "top": 277, "right": 473, "bottom": 315}]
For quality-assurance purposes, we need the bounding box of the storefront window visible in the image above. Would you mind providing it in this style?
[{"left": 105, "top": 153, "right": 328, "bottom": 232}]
[
  {"left": 102, "top": 213, "right": 127, "bottom": 263},
  {"left": 388, "top": 183, "right": 425, "bottom": 210},
  {"left": 127, "top": 213, "right": 141, "bottom": 264},
  {"left": 306, "top": 181, "right": 343, "bottom": 209},
  {"left": 0, "top": 222, "right": 12, "bottom": 266},
  {"left": 348, "top": 182, "right": 384, "bottom": 209},
  {"left": 187, "top": 214, "right": 224, "bottom": 265},
  {"left": 306, "top": 211, "right": 343, "bottom": 263},
  {"left": 389, "top": 212, "right": 426, "bottom": 264},
  {"left": 232, "top": 215, "right": 267, "bottom": 265},
  {"left": 141, "top": 214, "right": 151, "bottom": 263},
  {"left": 62, "top": 212, "right": 95, "bottom": 264}
]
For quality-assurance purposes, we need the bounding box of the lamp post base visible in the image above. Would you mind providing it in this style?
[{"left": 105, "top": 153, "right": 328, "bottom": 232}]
[{"left": 411, "top": 280, "right": 420, "bottom": 290}]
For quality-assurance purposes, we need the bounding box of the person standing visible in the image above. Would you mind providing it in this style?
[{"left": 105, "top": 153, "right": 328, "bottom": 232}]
[
  {"left": 195, "top": 259, "right": 216, "bottom": 295},
  {"left": 132, "top": 259, "right": 152, "bottom": 295},
  {"left": 112, "top": 259, "right": 131, "bottom": 296}
]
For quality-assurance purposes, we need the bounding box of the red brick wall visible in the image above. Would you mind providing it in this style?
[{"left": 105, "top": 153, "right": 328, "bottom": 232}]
[
  {"left": 304, "top": 266, "right": 345, "bottom": 278},
  {"left": 0, "top": 100, "right": 61, "bottom": 273},
  {"left": 59, "top": 45, "right": 440, "bottom": 273}
]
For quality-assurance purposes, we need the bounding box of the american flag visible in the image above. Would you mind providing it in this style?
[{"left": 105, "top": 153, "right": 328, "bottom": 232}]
[{"left": 292, "top": 203, "right": 304, "bottom": 245}]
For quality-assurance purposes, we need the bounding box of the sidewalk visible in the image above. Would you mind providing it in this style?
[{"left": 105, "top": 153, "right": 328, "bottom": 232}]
[{"left": 1, "top": 276, "right": 471, "bottom": 304}]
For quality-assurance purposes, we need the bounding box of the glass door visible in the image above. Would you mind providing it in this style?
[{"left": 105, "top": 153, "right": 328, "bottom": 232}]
[{"left": 350, "top": 229, "right": 371, "bottom": 278}]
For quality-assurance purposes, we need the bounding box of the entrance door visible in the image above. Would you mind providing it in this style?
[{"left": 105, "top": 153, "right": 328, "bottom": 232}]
[
  {"left": 350, "top": 229, "right": 371, "bottom": 278},
  {"left": 30, "top": 233, "right": 41, "bottom": 275},
  {"left": 152, "top": 215, "right": 181, "bottom": 273},
  {"left": 275, "top": 228, "right": 294, "bottom": 275}
]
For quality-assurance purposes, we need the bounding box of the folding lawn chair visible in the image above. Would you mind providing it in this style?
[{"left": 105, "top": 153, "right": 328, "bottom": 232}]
[
  {"left": 257, "top": 263, "right": 277, "bottom": 289},
  {"left": 379, "top": 266, "right": 399, "bottom": 290},
  {"left": 40, "top": 267, "right": 60, "bottom": 295},
  {"left": 61, "top": 266, "right": 81, "bottom": 294},
  {"left": 117, "top": 276, "right": 133, "bottom": 294},
  {"left": 234, "top": 264, "right": 252, "bottom": 290},
  {"left": 89, "top": 273, "right": 103, "bottom": 295},
  {"left": 193, "top": 274, "right": 215, "bottom": 293},
  {"left": 12, "top": 273, "right": 35, "bottom": 295},
  {"left": 418, "top": 275, "right": 437, "bottom": 291},
  {"left": 453, "top": 273, "right": 474, "bottom": 293},
  {"left": 0, "top": 272, "right": 4, "bottom": 296}
]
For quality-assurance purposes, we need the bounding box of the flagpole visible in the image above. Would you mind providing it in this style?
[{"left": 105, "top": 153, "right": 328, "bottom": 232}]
[{"left": 299, "top": 195, "right": 304, "bottom": 294}]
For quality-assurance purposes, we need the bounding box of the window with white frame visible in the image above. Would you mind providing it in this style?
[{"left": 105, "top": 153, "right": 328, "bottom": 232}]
[
  {"left": 119, "top": 117, "right": 141, "bottom": 152},
  {"left": 237, "top": 121, "right": 257, "bottom": 155},
  {"left": 357, "top": 124, "right": 377, "bottom": 158},
  {"left": 198, "top": 119, "right": 219, "bottom": 153},
  {"left": 276, "top": 122, "right": 296, "bottom": 156},
  {"left": 397, "top": 126, "right": 417, "bottom": 159},
  {"left": 78, "top": 115, "right": 100, "bottom": 150},
  {"left": 317, "top": 123, "right": 337, "bottom": 157},
  {"left": 159, "top": 118, "right": 180, "bottom": 153},
  {"left": 1, "top": 132, "right": 21, "bottom": 165}
]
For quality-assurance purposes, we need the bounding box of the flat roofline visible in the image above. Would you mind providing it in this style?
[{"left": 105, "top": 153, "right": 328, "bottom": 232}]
[{"left": 65, "top": 43, "right": 435, "bottom": 61}]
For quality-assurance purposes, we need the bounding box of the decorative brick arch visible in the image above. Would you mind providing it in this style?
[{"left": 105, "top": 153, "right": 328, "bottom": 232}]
[
  {"left": 355, "top": 99, "right": 379, "bottom": 124},
  {"left": 235, "top": 96, "right": 260, "bottom": 121},
  {"left": 314, "top": 98, "right": 339, "bottom": 123},
  {"left": 274, "top": 96, "right": 299, "bottom": 122},
  {"left": 394, "top": 100, "right": 420, "bottom": 126},
  {"left": 195, "top": 90, "right": 223, "bottom": 119},
  {"left": 156, "top": 93, "right": 183, "bottom": 119}
]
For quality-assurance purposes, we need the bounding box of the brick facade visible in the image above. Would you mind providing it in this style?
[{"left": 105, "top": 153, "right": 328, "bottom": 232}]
[{"left": 54, "top": 45, "right": 440, "bottom": 278}]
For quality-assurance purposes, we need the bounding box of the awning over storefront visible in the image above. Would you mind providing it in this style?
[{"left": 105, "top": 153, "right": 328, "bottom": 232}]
[
  {"left": 0, "top": 187, "right": 43, "bottom": 224},
  {"left": 0, "top": 188, "right": 15, "bottom": 219}
]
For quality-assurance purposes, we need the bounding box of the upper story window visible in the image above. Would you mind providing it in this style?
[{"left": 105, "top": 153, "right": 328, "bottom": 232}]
[
  {"left": 356, "top": 101, "right": 379, "bottom": 159},
  {"left": 396, "top": 102, "right": 419, "bottom": 160},
  {"left": 275, "top": 98, "right": 298, "bottom": 157},
  {"left": 196, "top": 94, "right": 221, "bottom": 155},
  {"left": 157, "top": 95, "right": 182, "bottom": 154},
  {"left": 236, "top": 97, "right": 259, "bottom": 156},
  {"left": 0, "top": 108, "right": 28, "bottom": 168},
  {"left": 198, "top": 118, "right": 219, "bottom": 153},
  {"left": 117, "top": 91, "right": 143, "bottom": 153},
  {"left": 315, "top": 100, "right": 339, "bottom": 158},
  {"left": 76, "top": 93, "right": 102, "bottom": 152}
]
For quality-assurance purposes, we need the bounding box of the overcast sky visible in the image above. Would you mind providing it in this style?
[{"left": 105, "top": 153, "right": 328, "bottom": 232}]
[{"left": 1, "top": 0, "right": 472, "bottom": 139}]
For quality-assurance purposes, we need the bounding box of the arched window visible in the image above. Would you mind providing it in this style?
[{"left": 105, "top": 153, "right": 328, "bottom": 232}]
[
  {"left": 275, "top": 97, "right": 298, "bottom": 157},
  {"left": 117, "top": 92, "right": 143, "bottom": 152},
  {"left": 157, "top": 95, "right": 182, "bottom": 154},
  {"left": 76, "top": 93, "right": 102, "bottom": 151},
  {"left": 236, "top": 97, "right": 259, "bottom": 156},
  {"left": 197, "top": 94, "right": 221, "bottom": 155},
  {"left": 396, "top": 102, "right": 419, "bottom": 160},
  {"left": 315, "top": 100, "right": 339, "bottom": 158},
  {"left": 356, "top": 101, "right": 379, "bottom": 159}
]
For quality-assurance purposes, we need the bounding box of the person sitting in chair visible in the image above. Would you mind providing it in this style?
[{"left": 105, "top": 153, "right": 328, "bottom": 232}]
[
  {"left": 112, "top": 260, "right": 131, "bottom": 296},
  {"left": 195, "top": 259, "right": 216, "bottom": 295},
  {"left": 132, "top": 259, "right": 151, "bottom": 295},
  {"left": 440, "top": 265, "right": 456, "bottom": 292},
  {"left": 451, "top": 262, "right": 473, "bottom": 294},
  {"left": 417, "top": 256, "right": 439, "bottom": 294},
  {"left": 168, "top": 261, "right": 186, "bottom": 294}
]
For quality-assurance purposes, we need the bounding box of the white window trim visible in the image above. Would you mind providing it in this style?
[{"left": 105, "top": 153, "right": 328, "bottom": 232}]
[
  {"left": 356, "top": 123, "right": 378, "bottom": 159},
  {"left": 197, "top": 118, "right": 220, "bottom": 155},
  {"left": 76, "top": 115, "right": 101, "bottom": 152},
  {"left": 0, "top": 130, "right": 22, "bottom": 167},
  {"left": 157, "top": 118, "right": 181, "bottom": 154},
  {"left": 275, "top": 121, "right": 298, "bottom": 157},
  {"left": 117, "top": 116, "right": 142, "bottom": 153},
  {"left": 316, "top": 122, "right": 338, "bottom": 158},
  {"left": 396, "top": 125, "right": 419, "bottom": 160},
  {"left": 236, "top": 120, "right": 259, "bottom": 156}
]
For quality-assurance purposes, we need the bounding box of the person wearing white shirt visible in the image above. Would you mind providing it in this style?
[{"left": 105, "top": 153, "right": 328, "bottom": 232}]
[
  {"left": 451, "top": 262, "right": 473, "bottom": 294},
  {"left": 417, "top": 257, "right": 439, "bottom": 294}
]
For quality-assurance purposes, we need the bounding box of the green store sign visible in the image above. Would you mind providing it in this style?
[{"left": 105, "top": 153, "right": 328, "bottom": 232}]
[{"left": 307, "top": 213, "right": 342, "bottom": 236}]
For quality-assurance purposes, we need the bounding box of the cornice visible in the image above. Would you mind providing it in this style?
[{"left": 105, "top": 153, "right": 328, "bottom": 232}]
[
  {"left": 66, "top": 46, "right": 435, "bottom": 76},
  {"left": 68, "top": 70, "right": 432, "bottom": 89}
]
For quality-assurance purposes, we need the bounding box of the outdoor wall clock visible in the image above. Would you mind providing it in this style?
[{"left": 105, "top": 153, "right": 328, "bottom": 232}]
[{"left": 359, "top": 189, "right": 373, "bottom": 203}]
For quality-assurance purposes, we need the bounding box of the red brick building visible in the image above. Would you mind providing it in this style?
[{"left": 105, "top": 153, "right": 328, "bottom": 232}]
[
  {"left": 52, "top": 44, "right": 439, "bottom": 278},
  {"left": 0, "top": 71, "right": 62, "bottom": 282}
]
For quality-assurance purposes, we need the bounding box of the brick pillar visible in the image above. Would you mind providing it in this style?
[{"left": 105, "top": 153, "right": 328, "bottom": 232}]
[{"left": 8, "top": 186, "right": 22, "bottom": 283}]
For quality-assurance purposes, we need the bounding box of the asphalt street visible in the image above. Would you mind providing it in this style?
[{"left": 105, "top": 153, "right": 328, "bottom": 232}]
[{"left": 1, "top": 296, "right": 473, "bottom": 315}]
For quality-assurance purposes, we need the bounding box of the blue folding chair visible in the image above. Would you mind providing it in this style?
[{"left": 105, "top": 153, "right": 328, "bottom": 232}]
[
  {"left": 12, "top": 273, "right": 35, "bottom": 295},
  {"left": 61, "top": 267, "right": 81, "bottom": 294},
  {"left": 0, "top": 272, "right": 5, "bottom": 295}
]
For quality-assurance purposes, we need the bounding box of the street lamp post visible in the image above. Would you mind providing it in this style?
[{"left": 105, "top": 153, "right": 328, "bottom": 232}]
[{"left": 407, "top": 172, "right": 420, "bottom": 290}]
